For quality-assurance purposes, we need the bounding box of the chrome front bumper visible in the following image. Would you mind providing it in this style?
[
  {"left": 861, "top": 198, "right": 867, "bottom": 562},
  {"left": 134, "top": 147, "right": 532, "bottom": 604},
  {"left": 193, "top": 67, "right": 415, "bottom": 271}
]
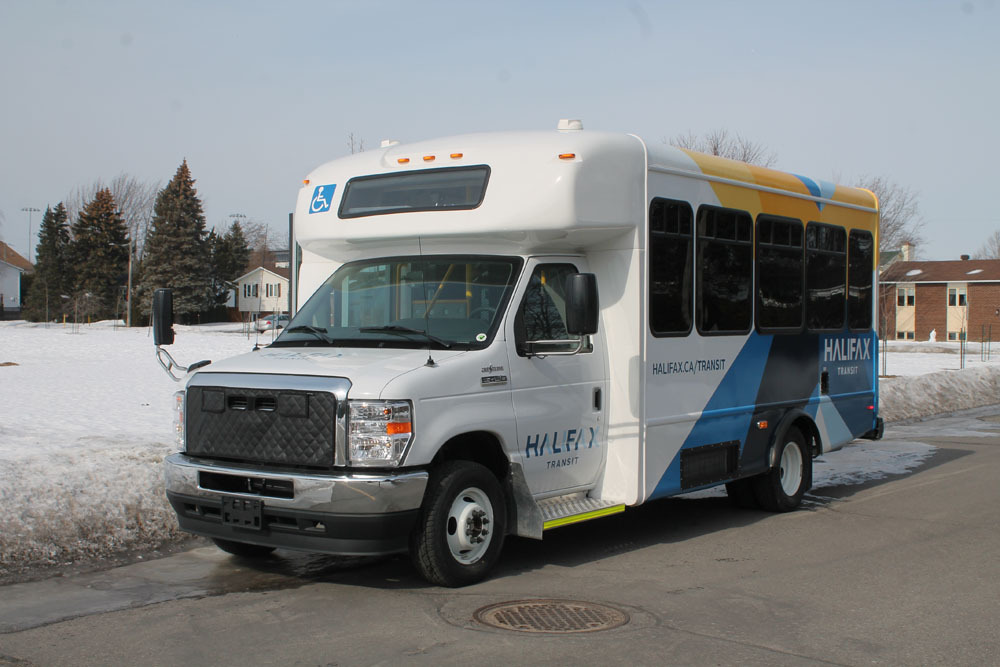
[
  {"left": 164, "top": 454, "right": 430, "bottom": 556},
  {"left": 164, "top": 453, "right": 429, "bottom": 514}
]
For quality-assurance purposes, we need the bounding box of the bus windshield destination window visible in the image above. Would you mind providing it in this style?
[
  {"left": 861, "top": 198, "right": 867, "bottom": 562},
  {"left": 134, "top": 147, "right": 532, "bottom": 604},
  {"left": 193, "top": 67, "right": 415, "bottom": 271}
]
[{"left": 339, "top": 166, "right": 490, "bottom": 218}]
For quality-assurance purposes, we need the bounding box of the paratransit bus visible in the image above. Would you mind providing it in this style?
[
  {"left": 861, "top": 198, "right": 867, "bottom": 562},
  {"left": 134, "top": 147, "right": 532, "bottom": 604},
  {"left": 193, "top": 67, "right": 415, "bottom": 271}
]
[{"left": 153, "top": 119, "right": 883, "bottom": 586}]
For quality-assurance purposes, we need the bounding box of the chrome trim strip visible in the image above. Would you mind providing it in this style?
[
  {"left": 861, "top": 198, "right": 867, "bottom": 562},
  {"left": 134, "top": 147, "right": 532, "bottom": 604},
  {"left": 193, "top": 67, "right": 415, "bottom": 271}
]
[
  {"left": 164, "top": 453, "right": 428, "bottom": 515},
  {"left": 188, "top": 372, "right": 352, "bottom": 394},
  {"left": 336, "top": 397, "right": 349, "bottom": 467}
]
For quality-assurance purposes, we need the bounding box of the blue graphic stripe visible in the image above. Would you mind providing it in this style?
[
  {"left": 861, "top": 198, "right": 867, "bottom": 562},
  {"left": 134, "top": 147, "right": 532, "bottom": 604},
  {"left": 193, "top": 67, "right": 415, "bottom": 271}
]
[{"left": 650, "top": 334, "right": 773, "bottom": 499}]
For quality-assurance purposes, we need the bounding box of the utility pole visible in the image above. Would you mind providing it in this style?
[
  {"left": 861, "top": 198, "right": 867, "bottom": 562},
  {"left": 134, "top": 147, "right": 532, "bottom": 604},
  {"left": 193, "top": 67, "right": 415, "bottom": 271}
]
[
  {"left": 125, "top": 234, "right": 134, "bottom": 327},
  {"left": 108, "top": 229, "right": 134, "bottom": 327},
  {"left": 20, "top": 207, "right": 39, "bottom": 263}
]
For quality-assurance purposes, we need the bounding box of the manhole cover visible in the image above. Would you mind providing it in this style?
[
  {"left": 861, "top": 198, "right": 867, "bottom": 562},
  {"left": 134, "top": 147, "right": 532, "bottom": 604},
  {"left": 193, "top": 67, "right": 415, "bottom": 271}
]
[{"left": 474, "top": 599, "right": 629, "bottom": 634}]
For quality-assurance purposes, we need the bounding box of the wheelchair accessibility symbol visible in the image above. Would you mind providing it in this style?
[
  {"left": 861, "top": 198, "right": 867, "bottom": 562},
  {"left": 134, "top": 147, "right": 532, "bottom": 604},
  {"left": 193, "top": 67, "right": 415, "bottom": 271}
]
[{"left": 309, "top": 184, "right": 336, "bottom": 214}]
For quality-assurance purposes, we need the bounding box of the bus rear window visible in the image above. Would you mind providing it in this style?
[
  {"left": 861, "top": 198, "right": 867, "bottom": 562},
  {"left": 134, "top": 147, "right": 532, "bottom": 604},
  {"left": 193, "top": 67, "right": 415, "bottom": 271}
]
[{"left": 339, "top": 166, "right": 490, "bottom": 218}]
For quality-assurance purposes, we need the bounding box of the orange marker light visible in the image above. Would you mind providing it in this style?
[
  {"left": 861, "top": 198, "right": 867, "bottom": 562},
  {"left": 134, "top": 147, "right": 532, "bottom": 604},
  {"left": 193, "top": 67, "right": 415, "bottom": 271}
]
[
  {"left": 387, "top": 422, "right": 412, "bottom": 435},
  {"left": 559, "top": 153, "right": 576, "bottom": 160},
  {"left": 397, "top": 157, "right": 410, "bottom": 164},
  {"left": 423, "top": 155, "right": 436, "bottom": 162},
  {"left": 303, "top": 179, "right": 310, "bottom": 185},
  {"left": 756, "top": 420, "right": 769, "bottom": 430},
  {"left": 450, "top": 153, "right": 463, "bottom": 159}
]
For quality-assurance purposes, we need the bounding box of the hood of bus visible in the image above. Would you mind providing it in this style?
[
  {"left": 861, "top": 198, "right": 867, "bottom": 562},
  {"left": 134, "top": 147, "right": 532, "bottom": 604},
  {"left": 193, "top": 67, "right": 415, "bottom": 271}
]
[{"left": 188, "top": 346, "right": 468, "bottom": 399}]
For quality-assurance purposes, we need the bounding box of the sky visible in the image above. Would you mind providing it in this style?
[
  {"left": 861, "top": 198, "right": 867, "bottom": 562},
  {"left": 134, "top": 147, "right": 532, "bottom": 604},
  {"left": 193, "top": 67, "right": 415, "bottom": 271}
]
[{"left": 1, "top": 0, "right": 997, "bottom": 262}]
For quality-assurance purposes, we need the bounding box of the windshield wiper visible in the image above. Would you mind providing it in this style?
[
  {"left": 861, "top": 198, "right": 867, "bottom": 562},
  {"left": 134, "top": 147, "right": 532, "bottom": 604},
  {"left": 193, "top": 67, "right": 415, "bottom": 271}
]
[
  {"left": 359, "top": 325, "right": 453, "bottom": 349},
  {"left": 282, "top": 325, "right": 336, "bottom": 345}
]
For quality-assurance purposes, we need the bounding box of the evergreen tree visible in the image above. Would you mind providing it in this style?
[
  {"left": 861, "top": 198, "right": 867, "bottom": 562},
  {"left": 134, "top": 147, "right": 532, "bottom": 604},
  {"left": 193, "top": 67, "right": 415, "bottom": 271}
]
[
  {"left": 136, "top": 160, "right": 213, "bottom": 322},
  {"left": 208, "top": 220, "right": 251, "bottom": 306},
  {"left": 24, "top": 203, "right": 73, "bottom": 321},
  {"left": 71, "top": 190, "right": 129, "bottom": 320},
  {"left": 207, "top": 228, "right": 223, "bottom": 304}
]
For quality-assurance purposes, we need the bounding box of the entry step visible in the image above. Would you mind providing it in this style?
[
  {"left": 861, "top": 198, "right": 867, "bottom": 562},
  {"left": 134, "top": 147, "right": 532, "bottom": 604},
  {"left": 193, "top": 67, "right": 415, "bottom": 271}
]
[{"left": 538, "top": 493, "right": 625, "bottom": 530}]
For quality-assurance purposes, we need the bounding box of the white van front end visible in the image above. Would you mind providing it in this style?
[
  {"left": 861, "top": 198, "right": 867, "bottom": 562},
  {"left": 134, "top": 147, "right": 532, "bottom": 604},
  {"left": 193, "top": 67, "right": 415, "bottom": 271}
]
[{"left": 160, "top": 240, "right": 611, "bottom": 586}]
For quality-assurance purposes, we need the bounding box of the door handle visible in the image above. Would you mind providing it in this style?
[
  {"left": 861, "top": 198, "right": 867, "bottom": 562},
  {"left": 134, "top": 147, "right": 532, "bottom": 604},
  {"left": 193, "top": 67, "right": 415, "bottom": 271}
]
[{"left": 593, "top": 387, "right": 602, "bottom": 411}]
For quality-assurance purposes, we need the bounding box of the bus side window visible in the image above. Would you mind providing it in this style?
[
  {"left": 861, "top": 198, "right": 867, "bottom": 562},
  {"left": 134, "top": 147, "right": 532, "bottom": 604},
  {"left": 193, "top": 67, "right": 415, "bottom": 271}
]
[
  {"left": 848, "top": 229, "right": 875, "bottom": 331},
  {"left": 649, "top": 197, "right": 694, "bottom": 336},
  {"left": 755, "top": 215, "right": 804, "bottom": 332},
  {"left": 696, "top": 206, "right": 753, "bottom": 335},
  {"left": 805, "top": 223, "right": 847, "bottom": 332}
]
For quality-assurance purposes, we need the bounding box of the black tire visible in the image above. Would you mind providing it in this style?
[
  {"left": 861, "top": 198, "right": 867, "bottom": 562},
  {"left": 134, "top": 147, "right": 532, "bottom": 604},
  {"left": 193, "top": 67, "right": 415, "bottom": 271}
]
[
  {"left": 725, "top": 477, "right": 759, "bottom": 509},
  {"left": 410, "top": 461, "right": 507, "bottom": 587},
  {"left": 212, "top": 538, "right": 276, "bottom": 558},
  {"left": 752, "top": 426, "right": 812, "bottom": 512}
]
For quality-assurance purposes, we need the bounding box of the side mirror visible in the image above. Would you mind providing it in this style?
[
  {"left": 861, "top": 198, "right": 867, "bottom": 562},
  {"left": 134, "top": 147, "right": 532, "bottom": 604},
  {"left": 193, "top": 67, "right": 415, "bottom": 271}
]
[
  {"left": 565, "top": 273, "right": 599, "bottom": 335},
  {"left": 153, "top": 289, "right": 175, "bottom": 346}
]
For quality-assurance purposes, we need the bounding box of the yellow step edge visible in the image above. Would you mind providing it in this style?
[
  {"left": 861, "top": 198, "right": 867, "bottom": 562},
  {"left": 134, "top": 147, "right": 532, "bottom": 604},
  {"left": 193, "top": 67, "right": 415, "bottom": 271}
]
[{"left": 543, "top": 504, "right": 625, "bottom": 530}]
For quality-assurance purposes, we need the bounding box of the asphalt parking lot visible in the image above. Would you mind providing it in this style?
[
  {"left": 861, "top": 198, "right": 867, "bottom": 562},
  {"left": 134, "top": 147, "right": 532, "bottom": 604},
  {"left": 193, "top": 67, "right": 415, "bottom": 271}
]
[{"left": 1, "top": 410, "right": 999, "bottom": 666}]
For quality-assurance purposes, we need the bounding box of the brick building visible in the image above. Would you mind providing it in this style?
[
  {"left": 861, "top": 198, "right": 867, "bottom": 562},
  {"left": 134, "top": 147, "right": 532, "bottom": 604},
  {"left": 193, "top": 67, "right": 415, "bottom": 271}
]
[{"left": 880, "top": 257, "right": 1000, "bottom": 343}]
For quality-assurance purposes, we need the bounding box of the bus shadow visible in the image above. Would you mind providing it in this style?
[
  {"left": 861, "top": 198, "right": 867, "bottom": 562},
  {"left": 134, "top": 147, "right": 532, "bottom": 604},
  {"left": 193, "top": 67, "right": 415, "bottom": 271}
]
[
  {"left": 495, "top": 445, "right": 971, "bottom": 578},
  {"left": 208, "top": 447, "right": 967, "bottom": 590}
]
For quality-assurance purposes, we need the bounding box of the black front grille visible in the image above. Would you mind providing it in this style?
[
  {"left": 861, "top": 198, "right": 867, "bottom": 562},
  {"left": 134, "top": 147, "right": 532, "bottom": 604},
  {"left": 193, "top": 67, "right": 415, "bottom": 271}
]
[
  {"left": 199, "top": 471, "right": 294, "bottom": 499},
  {"left": 186, "top": 386, "right": 336, "bottom": 467}
]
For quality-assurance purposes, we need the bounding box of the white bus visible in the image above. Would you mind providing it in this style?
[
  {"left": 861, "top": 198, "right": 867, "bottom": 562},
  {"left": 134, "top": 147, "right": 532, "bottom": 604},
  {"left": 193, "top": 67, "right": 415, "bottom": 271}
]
[{"left": 155, "top": 120, "right": 882, "bottom": 586}]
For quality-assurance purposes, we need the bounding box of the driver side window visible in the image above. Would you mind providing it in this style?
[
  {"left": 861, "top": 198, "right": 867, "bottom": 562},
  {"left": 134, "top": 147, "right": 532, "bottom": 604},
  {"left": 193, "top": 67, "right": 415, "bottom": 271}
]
[{"left": 516, "top": 263, "right": 590, "bottom": 356}]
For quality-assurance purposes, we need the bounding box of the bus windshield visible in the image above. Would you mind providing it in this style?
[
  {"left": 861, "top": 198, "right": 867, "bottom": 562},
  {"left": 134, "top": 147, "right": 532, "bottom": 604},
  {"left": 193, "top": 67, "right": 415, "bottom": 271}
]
[{"left": 272, "top": 255, "right": 522, "bottom": 349}]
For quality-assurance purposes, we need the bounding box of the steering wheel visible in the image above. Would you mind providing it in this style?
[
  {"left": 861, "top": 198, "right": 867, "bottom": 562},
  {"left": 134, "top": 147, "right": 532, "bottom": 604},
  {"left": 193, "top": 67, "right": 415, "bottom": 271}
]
[{"left": 469, "top": 306, "right": 497, "bottom": 320}]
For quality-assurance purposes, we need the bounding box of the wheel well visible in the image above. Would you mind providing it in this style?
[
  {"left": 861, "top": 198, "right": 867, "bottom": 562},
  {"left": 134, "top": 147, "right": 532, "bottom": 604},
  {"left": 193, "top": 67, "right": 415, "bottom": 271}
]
[
  {"left": 769, "top": 413, "right": 821, "bottom": 469},
  {"left": 791, "top": 416, "right": 821, "bottom": 457},
  {"left": 431, "top": 431, "right": 510, "bottom": 482}
]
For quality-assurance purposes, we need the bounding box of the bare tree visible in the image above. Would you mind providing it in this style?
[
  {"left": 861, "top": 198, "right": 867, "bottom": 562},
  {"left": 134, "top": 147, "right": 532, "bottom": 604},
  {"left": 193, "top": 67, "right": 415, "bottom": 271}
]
[
  {"left": 238, "top": 219, "right": 289, "bottom": 269},
  {"left": 65, "top": 173, "right": 159, "bottom": 257},
  {"left": 973, "top": 230, "right": 1000, "bottom": 259},
  {"left": 347, "top": 132, "right": 366, "bottom": 155},
  {"left": 854, "top": 175, "right": 923, "bottom": 255},
  {"left": 668, "top": 129, "right": 778, "bottom": 167},
  {"left": 240, "top": 219, "right": 270, "bottom": 254}
]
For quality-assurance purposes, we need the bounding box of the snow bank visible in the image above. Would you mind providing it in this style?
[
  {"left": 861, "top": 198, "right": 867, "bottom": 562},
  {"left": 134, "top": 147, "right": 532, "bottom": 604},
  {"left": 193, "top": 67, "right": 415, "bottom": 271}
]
[
  {"left": 0, "top": 440, "right": 180, "bottom": 569},
  {"left": 1, "top": 322, "right": 997, "bottom": 578},
  {"left": 880, "top": 365, "right": 1000, "bottom": 422},
  {"left": 0, "top": 320, "right": 259, "bottom": 576}
]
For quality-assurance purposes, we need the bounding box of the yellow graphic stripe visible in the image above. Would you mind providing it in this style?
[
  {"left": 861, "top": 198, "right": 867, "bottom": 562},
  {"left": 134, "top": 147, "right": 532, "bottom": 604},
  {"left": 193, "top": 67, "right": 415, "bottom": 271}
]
[
  {"left": 543, "top": 504, "right": 625, "bottom": 530},
  {"left": 678, "top": 148, "right": 879, "bottom": 231}
]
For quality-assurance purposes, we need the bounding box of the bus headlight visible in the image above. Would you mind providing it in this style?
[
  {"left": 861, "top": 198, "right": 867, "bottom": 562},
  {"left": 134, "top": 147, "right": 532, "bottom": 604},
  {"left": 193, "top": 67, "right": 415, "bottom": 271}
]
[
  {"left": 173, "top": 390, "right": 186, "bottom": 449},
  {"left": 348, "top": 400, "right": 413, "bottom": 467}
]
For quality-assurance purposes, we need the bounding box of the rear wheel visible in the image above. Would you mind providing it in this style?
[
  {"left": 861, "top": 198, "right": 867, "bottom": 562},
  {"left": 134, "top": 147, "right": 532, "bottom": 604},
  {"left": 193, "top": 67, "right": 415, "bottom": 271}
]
[
  {"left": 752, "top": 426, "right": 812, "bottom": 512},
  {"left": 212, "top": 538, "right": 276, "bottom": 558},
  {"left": 410, "top": 461, "right": 506, "bottom": 587}
]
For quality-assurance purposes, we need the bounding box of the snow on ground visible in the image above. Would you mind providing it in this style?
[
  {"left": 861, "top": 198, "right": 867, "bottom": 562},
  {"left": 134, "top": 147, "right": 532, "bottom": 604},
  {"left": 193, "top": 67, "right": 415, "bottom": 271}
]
[
  {"left": 1, "top": 325, "right": 998, "bottom": 577},
  {"left": 0, "top": 320, "right": 266, "bottom": 574}
]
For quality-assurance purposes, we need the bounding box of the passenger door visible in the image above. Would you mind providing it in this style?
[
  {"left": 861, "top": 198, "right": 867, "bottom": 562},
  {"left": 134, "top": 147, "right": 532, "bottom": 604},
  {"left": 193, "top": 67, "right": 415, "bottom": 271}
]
[{"left": 506, "top": 259, "right": 607, "bottom": 496}]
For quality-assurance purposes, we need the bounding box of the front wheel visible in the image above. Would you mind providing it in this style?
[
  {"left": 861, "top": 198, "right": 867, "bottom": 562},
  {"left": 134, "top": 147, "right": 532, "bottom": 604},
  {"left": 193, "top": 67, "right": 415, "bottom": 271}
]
[
  {"left": 410, "top": 461, "right": 507, "bottom": 587},
  {"left": 752, "top": 426, "right": 812, "bottom": 512}
]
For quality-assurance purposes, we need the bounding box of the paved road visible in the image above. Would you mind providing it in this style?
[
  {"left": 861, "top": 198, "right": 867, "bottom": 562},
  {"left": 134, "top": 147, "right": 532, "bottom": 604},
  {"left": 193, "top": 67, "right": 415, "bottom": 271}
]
[{"left": 2, "top": 410, "right": 999, "bottom": 665}]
